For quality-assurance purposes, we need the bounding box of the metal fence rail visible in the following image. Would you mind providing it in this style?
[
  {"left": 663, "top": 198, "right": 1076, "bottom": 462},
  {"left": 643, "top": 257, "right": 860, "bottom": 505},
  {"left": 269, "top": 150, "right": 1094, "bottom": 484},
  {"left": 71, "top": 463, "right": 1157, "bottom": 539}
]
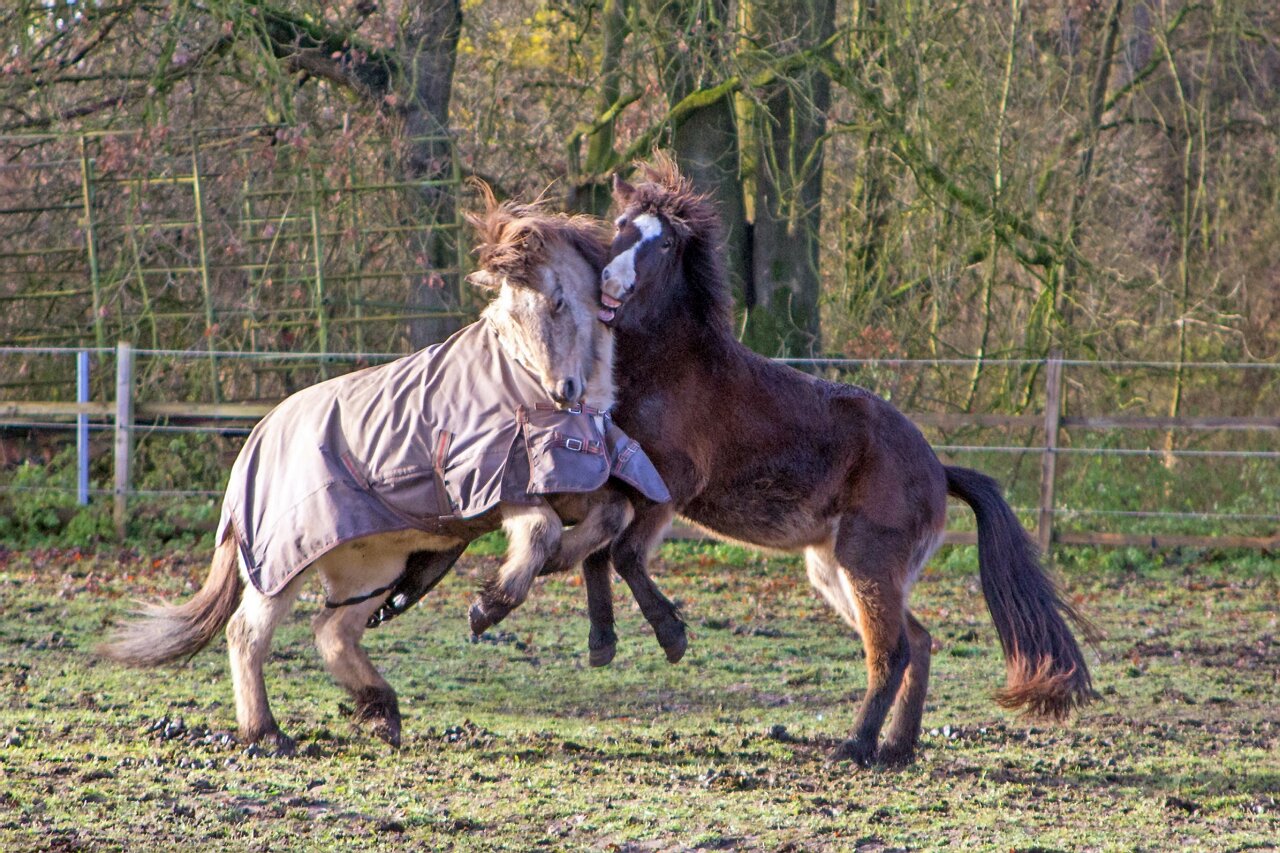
[{"left": 2, "top": 346, "right": 1277, "bottom": 549}]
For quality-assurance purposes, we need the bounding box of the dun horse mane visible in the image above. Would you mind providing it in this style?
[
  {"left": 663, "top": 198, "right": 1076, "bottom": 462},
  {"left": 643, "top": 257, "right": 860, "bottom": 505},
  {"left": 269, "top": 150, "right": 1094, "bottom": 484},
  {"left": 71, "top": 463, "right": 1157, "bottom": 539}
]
[
  {"left": 624, "top": 153, "right": 734, "bottom": 330},
  {"left": 466, "top": 181, "right": 610, "bottom": 288}
]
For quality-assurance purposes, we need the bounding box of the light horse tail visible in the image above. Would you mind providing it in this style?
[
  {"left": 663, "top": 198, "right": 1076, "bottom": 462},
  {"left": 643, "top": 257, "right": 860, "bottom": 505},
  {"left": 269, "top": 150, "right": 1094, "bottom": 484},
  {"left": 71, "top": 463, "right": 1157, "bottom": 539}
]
[
  {"left": 944, "top": 465, "right": 1098, "bottom": 718},
  {"left": 98, "top": 531, "right": 243, "bottom": 667}
]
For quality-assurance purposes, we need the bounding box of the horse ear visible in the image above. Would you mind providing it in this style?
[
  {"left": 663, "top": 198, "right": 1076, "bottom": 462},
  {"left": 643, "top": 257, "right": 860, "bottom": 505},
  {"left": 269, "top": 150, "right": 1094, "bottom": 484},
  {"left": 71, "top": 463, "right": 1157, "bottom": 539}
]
[
  {"left": 612, "top": 173, "right": 636, "bottom": 204},
  {"left": 465, "top": 269, "right": 501, "bottom": 291}
]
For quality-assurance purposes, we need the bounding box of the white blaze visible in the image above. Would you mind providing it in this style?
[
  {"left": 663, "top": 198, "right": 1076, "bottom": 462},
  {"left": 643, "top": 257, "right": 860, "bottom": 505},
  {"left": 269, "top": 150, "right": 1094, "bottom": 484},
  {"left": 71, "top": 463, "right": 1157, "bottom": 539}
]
[{"left": 602, "top": 213, "right": 662, "bottom": 297}]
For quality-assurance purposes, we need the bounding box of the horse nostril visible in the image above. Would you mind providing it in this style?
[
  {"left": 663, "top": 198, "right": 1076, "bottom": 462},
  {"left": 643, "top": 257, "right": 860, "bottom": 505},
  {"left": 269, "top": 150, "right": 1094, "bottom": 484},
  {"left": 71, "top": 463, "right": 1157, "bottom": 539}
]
[
  {"left": 556, "top": 378, "right": 580, "bottom": 406},
  {"left": 601, "top": 268, "right": 613, "bottom": 282}
]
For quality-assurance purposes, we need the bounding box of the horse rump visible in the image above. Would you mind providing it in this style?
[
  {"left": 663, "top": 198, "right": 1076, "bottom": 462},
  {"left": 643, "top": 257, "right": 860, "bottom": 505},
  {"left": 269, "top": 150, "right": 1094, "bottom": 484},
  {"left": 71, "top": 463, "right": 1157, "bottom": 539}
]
[
  {"left": 97, "top": 532, "right": 244, "bottom": 667},
  {"left": 944, "top": 465, "right": 1099, "bottom": 719}
]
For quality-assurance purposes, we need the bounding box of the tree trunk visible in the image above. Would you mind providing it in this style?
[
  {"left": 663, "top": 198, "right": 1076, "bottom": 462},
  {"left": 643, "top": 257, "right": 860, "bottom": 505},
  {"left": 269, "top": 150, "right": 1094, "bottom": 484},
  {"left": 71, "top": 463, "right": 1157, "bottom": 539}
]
[
  {"left": 741, "top": 0, "right": 836, "bottom": 357},
  {"left": 568, "top": 0, "right": 631, "bottom": 216},
  {"left": 646, "top": 0, "right": 751, "bottom": 309},
  {"left": 398, "top": 0, "right": 464, "bottom": 348}
]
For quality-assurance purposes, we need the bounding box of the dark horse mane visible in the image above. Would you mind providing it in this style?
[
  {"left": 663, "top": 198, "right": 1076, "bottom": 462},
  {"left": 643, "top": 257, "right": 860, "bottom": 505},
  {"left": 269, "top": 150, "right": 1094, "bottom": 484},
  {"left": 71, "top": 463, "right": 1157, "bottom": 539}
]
[
  {"left": 624, "top": 154, "right": 734, "bottom": 332},
  {"left": 466, "top": 180, "right": 611, "bottom": 286}
]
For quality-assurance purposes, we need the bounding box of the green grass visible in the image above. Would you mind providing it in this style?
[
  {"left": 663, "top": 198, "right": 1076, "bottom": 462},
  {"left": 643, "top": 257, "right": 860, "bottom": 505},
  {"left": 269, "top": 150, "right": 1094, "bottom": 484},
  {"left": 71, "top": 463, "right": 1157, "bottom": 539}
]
[{"left": 0, "top": 543, "right": 1276, "bottom": 851}]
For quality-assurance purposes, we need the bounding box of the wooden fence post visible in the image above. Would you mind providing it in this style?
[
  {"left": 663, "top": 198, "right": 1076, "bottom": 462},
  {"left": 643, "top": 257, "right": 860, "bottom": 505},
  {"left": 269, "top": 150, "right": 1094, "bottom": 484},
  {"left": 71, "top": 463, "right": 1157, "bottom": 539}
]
[
  {"left": 1037, "top": 350, "right": 1064, "bottom": 553},
  {"left": 113, "top": 342, "right": 134, "bottom": 539}
]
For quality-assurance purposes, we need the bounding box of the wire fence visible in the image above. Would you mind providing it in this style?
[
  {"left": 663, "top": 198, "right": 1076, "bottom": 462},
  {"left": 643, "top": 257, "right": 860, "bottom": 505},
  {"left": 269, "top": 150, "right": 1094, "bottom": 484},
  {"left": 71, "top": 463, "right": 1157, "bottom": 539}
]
[
  {"left": 0, "top": 127, "right": 470, "bottom": 397},
  {"left": 1, "top": 345, "right": 1277, "bottom": 549}
]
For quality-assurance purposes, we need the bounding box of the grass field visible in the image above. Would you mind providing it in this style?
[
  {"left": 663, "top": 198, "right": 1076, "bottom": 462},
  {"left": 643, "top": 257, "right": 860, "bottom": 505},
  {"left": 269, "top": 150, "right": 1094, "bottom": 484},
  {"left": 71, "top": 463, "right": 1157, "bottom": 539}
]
[{"left": 0, "top": 540, "right": 1276, "bottom": 851}]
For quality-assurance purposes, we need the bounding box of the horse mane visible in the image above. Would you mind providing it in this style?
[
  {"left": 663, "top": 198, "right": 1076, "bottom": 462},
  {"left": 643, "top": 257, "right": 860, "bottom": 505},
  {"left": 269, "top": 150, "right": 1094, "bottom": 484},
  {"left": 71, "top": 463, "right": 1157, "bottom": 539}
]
[
  {"left": 625, "top": 153, "right": 734, "bottom": 330},
  {"left": 466, "top": 181, "right": 610, "bottom": 286}
]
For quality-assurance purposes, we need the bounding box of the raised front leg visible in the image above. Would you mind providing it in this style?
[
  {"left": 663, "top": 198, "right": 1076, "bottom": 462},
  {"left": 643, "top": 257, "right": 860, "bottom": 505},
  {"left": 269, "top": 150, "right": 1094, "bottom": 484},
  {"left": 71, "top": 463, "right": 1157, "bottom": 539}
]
[
  {"left": 469, "top": 502, "right": 561, "bottom": 635},
  {"left": 543, "top": 491, "right": 634, "bottom": 575},
  {"left": 608, "top": 503, "right": 687, "bottom": 663}
]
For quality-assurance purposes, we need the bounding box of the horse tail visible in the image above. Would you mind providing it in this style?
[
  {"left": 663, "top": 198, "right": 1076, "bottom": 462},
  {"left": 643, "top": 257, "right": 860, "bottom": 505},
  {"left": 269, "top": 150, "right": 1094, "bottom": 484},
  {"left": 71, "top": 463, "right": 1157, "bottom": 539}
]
[
  {"left": 98, "top": 531, "right": 244, "bottom": 667},
  {"left": 944, "top": 465, "right": 1098, "bottom": 719}
]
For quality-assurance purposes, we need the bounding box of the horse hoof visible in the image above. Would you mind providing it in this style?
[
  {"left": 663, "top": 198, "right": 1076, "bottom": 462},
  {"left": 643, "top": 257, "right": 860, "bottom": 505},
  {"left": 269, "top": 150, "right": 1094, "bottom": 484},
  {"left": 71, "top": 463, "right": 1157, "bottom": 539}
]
[
  {"left": 827, "top": 738, "right": 876, "bottom": 768},
  {"left": 369, "top": 720, "right": 402, "bottom": 749},
  {"left": 875, "top": 741, "right": 916, "bottom": 768},
  {"left": 589, "top": 643, "right": 617, "bottom": 667},
  {"left": 468, "top": 600, "right": 494, "bottom": 635},
  {"left": 254, "top": 731, "right": 297, "bottom": 757},
  {"left": 657, "top": 621, "right": 687, "bottom": 664},
  {"left": 350, "top": 687, "right": 401, "bottom": 748}
]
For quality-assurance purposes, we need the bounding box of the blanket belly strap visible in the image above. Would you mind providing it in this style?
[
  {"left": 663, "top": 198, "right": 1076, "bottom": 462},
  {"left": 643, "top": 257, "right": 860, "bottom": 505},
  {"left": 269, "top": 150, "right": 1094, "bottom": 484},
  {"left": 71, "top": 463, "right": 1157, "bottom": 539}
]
[{"left": 325, "top": 575, "right": 402, "bottom": 609}]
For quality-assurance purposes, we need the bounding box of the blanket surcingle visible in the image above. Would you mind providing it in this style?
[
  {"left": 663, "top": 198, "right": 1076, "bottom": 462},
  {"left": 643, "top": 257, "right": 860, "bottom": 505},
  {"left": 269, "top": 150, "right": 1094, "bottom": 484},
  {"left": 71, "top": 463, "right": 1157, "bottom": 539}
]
[{"left": 217, "top": 321, "right": 670, "bottom": 595}]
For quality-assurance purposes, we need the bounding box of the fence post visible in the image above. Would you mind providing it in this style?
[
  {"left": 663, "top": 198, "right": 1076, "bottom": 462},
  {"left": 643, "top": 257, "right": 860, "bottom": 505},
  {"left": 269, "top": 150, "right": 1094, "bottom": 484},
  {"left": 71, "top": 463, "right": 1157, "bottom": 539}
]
[
  {"left": 113, "top": 342, "right": 134, "bottom": 539},
  {"left": 76, "top": 350, "right": 91, "bottom": 506},
  {"left": 1037, "top": 350, "right": 1063, "bottom": 553}
]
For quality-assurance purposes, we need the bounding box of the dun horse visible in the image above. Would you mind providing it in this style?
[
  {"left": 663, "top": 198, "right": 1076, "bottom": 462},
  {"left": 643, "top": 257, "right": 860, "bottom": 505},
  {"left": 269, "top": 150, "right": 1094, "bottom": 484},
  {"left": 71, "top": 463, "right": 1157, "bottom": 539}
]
[
  {"left": 100, "top": 191, "right": 667, "bottom": 753},
  {"left": 586, "top": 155, "right": 1097, "bottom": 766}
]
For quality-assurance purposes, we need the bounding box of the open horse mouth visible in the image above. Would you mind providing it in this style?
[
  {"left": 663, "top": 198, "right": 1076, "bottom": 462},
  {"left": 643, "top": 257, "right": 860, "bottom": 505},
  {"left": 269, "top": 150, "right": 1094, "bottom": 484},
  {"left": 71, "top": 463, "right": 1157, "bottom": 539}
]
[{"left": 598, "top": 291, "right": 625, "bottom": 324}]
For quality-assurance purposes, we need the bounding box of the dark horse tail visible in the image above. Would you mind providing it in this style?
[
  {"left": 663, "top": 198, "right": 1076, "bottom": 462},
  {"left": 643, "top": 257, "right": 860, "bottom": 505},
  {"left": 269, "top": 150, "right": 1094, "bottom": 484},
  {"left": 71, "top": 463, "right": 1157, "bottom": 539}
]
[
  {"left": 97, "top": 531, "right": 243, "bottom": 667},
  {"left": 945, "top": 466, "right": 1097, "bottom": 718}
]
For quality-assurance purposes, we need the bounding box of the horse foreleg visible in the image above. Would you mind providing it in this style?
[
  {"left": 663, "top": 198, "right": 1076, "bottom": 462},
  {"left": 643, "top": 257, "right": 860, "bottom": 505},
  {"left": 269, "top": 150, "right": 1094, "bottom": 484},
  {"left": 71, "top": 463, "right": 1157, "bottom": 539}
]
[
  {"left": 226, "top": 573, "right": 305, "bottom": 754},
  {"left": 582, "top": 548, "right": 617, "bottom": 667},
  {"left": 312, "top": 546, "right": 413, "bottom": 747},
  {"left": 609, "top": 504, "right": 687, "bottom": 663},
  {"left": 469, "top": 502, "right": 561, "bottom": 635}
]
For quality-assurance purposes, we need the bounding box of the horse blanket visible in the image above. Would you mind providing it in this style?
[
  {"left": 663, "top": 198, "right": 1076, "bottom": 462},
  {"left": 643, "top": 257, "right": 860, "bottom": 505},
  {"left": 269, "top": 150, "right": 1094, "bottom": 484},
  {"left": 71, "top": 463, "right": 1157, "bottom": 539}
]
[{"left": 217, "top": 320, "right": 670, "bottom": 595}]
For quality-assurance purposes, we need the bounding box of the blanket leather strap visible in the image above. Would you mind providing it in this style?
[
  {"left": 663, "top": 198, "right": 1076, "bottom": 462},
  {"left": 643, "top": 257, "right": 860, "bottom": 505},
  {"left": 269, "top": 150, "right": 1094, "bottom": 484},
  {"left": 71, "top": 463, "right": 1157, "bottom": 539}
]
[
  {"left": 534, "top": 402, "right": 606, "bottom": 416},
  {"left": 324, "top": 576, "right": 403, "bottom": 609}
]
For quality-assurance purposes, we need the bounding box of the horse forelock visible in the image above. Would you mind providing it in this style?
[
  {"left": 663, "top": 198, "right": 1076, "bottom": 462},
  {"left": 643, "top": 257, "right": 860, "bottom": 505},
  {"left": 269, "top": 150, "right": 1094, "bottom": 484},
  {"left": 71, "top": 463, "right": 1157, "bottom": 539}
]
[
  {"left": 618, "top": 156, "right": 733, "bottom": 330},
  {"left": 470, "top": 202, "right": 609, "bottom": 288}
]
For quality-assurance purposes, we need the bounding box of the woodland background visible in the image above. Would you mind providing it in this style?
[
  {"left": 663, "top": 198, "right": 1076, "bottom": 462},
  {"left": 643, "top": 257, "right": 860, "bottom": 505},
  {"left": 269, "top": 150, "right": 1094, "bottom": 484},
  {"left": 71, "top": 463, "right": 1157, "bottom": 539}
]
[{"left": 1, "top": 0, "right": 1279, "bottom": 541}]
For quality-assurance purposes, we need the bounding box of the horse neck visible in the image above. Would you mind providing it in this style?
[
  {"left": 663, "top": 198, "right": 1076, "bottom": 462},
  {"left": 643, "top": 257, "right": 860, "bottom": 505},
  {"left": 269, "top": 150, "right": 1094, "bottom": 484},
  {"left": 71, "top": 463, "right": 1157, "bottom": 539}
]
[
  {"left": 480, "top": 300, "right": 535, "bottom": 377},
  {"left": 614, "top": 277, "right": 735, "bottom": 399}
]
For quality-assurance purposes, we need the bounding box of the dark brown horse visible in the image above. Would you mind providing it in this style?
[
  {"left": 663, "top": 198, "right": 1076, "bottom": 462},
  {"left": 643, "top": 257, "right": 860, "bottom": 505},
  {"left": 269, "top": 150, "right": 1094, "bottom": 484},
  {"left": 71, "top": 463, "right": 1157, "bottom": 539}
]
[{"left": 585, "top": 155, "right": 1097, "bottom": 766}]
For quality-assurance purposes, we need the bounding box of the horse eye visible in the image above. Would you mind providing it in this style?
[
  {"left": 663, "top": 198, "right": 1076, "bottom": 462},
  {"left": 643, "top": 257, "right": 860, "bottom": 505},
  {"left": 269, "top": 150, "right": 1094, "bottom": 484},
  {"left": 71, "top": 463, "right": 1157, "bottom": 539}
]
[
  {"left": 615, "top": 217, "right": 627, "bottom": 232},
  {"left": 661, "top": 238, "right": 674, "bottom": 250},
  {"left": 553, "top": 293, "right": 566, "bottom": 311}
]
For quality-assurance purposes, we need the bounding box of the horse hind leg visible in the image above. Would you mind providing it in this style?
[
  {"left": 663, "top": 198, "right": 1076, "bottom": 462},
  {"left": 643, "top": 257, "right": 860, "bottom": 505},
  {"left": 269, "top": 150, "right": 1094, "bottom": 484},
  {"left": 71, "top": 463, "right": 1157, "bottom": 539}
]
[
  {"left": 878, "top": 526, "right": 944, "bottom": 765},
  {"left": 806, "top": 517, "right": 913, "bottom": 767},
  {"left": 311, "top": 543, "right": 414, "bottom": 747},
  {"left": 469, "top": 502, "right": 561, "bottom": 635},
  {"left": 873, "top": 610, "right": 932, "bottom": 766},
  {"left": 226, "top": 572, "right": 305, "bottom": 754}
]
